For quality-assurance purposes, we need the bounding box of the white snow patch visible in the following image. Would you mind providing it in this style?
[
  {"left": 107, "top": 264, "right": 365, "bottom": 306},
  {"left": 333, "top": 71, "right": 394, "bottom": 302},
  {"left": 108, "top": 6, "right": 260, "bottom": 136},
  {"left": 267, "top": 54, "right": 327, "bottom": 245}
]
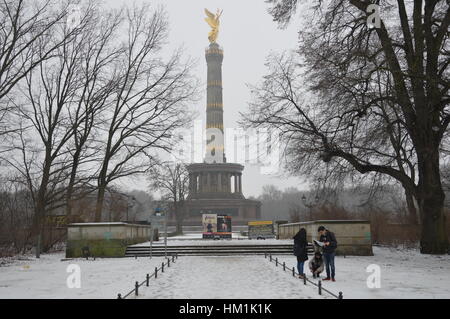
[{"left": 0, "top": 253, "right": 166, "bottom": 299}]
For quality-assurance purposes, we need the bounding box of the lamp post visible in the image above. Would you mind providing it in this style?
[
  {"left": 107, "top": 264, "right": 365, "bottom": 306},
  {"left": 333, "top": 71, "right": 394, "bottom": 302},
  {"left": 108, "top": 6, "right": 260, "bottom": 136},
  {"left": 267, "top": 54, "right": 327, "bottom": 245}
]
[
  {"left": 154, "top": 205, "right": 168, "bottom": 258},
  {"left": 126, "top": 196, "right": 136, "bottom": 222},
  {"left": 302, "top": 194, "right": 319, "bottom": 221},
  {"left": 164, "top": 208, "right": 168, "bottom": 258},
  {"left": 150, "top": 206, "right": 164, "bottom": 260}
]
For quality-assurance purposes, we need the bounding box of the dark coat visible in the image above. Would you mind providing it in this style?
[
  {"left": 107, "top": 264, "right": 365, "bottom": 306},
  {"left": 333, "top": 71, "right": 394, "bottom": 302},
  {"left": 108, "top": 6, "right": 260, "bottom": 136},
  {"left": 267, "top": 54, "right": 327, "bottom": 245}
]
[
  {"left": 308, "top": 256, "right": 324, "bottom": 273},
  {"left": 319, "top": 230, "right": 338, "bottom": 254},
  {"left": 293, "top": 230, "right": 308, "bottom": 262}
]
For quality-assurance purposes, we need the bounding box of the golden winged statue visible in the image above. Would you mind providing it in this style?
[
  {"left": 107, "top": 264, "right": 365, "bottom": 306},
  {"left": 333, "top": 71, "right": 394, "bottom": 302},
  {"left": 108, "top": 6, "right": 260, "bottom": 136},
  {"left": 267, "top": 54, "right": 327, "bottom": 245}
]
[{"left": 204, "top": 8, "right": 223, "bottom": 43}]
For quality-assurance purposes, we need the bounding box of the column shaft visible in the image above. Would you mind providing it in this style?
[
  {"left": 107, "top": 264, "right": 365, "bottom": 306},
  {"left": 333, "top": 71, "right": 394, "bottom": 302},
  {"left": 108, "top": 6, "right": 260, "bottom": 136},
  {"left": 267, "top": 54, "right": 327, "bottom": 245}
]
[
  {"left": 194, "top": 173, "right": 198, "bottom": 193},
  {"left": 239, "top": 173, "right": 242, "bottom": 193}
]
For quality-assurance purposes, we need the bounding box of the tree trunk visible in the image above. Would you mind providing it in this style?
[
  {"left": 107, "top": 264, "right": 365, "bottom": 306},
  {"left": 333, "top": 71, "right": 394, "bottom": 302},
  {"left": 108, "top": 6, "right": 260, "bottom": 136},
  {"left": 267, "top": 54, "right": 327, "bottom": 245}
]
[
  {"left": 419, "top": 195, "right": 447, "bottom": 254},
  {"left": 95, "top": 161, "right": 109, "bottom": 222},
  {"left": 417, "top": 147, "right": 449, "bottom": 254},
  {"left": 176, "top": 219, "right": 183, "bottom": 235},
  {"left": 65, "top": 150, "right": 81, "bottom": 220},
  {"left": 32, "top": 159, "right": 52, "bottom": 258},
  {"left": 405, "top": 190, "right": 419, "bottom": 225},
  {"left": 32, "top": 201, "right": 46, "bottom": 258},
  {"left": 175, "top": 203, "right": 184, "bottom": 235},
  {"left": 95, "top": 185, "right": 106, "bottom": 222}
]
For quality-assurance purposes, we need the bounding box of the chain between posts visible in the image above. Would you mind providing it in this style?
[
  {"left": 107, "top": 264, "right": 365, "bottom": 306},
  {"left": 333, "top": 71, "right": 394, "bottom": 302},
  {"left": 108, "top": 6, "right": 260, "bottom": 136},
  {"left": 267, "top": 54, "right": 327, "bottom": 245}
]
[
  {"left": 118, "top": 253, "right": 179, "bottom": 299},
  {"left": 264, "top": 253, "right": 342, "bottom": 299}
]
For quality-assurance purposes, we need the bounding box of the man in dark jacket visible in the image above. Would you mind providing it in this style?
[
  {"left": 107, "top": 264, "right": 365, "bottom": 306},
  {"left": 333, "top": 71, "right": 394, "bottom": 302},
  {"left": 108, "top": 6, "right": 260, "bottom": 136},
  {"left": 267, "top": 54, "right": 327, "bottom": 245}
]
[{"left": 318, "top": 226, "right": 337, "bottom": 281}]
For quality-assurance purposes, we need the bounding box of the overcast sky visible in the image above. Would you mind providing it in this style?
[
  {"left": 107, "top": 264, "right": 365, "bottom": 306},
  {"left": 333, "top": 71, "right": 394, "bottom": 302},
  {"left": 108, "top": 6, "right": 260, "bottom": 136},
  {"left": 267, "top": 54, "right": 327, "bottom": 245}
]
[{"left": 109, "top": 0, "right": 309, "bottom": 197}]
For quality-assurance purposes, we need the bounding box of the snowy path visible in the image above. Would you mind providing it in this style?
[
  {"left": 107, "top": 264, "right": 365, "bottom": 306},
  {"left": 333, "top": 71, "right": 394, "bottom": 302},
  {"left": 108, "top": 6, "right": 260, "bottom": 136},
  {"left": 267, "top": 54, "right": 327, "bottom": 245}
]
[{"left": 136, "top": 256, "right": 329, "bottom": 299}]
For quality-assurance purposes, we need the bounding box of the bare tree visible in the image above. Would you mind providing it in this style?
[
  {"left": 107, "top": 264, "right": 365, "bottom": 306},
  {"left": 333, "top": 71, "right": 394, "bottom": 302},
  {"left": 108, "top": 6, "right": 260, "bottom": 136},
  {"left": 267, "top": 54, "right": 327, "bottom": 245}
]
[
  {"left": 64, "top": 6, "right": 123, "bottom": 219},
  {"left": 0, "top": 1, "right": 197, "bottom": 256},
  {"left": 244, "top": 0, "right": 450, "bottom": 253},
  {"left": 93, "top": 4, "right": 197, "bottom": 221},
  {"left": 261, "top": 184, "right": 283, "bottom": 201},
  {"left": 0, "top": 175, "right": 34, "bottom": 255},
  {"left": 3, "top": 1, "right": 100, "bottom": 257},
  {"left": 288, "top": 204, "right": 303, "bottom": 222},
  {"left": 0, "top": 0, "right": 77, "bottom": 136},
  {"left": 149, "top": 162, "right": 189, "bottom": 234}
]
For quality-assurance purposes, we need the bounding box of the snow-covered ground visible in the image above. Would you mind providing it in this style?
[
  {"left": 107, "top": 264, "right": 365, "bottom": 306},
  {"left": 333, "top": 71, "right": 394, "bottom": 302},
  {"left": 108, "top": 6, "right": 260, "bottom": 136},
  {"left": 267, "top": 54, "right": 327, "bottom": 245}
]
[
  {"left": 0, "top": 254, "right": 167, "bottom": 299},
  {"left": 276, "top": 246, "right": 450, "bottom": 299},
  {"left": 135, "top": 256, "right": 329, "bottom": 299},
  {"left": 0, "top": 246, "right": 449, "bottom": 299}
]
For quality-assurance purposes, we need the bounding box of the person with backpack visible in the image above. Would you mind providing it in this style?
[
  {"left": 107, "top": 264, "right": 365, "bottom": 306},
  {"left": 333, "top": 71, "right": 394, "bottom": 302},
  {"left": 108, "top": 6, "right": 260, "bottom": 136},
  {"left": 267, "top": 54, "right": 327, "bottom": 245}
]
[
  {"left": 293, "top": 228, "right": 308, "bottom": 279},
  {"left": 317, "top": 225, "right": 338, "bottom": 281},
  {"left": 308, "top": 252, "right": 324, "bottom": 278}
]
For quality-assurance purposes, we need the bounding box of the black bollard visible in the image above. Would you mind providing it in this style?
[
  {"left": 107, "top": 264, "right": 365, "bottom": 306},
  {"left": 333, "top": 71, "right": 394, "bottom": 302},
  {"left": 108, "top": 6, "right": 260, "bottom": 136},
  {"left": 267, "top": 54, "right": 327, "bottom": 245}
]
[
  {"left": 269, "top": 255, "right": 272, "bottom": 262},
  {"left": 292, "top": 267, "right": 295, "bottom": 277},
  {"left": 283, "top": 262, "right": 286, "bottom": 271},
  {"left": 161, "top": 262, "right": 164, "bottom": 273},
  {"left": 303, "top": 275, "right": 307, "bottom": 285},
  {"left": 275, "top": 258, "right": 278, "bottom": 266},
  {"left": 155, "top": 267, "right": 158, "bottom": 279},
  {"left": 117, "top": 293, "right": 122, "bottom": 299},
  {"left": 318, "top": 280, "right": 322, "bottom": 295},
  {"left": 146, "top": 274, "right": 150, "bottom": 286},
  {"left": 135, "top": 281, "right": 139, "bottom": 296},
  {"left": 338, "top": 292, "right": 343, "bottom": 299},
  {"left": 168, "top": 258, "right": 170, "bottom": 267}
]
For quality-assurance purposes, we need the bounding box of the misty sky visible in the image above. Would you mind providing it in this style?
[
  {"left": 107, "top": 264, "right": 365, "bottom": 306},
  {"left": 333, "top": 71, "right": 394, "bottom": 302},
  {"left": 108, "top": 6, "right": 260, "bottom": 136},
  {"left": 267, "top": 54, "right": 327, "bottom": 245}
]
[{"left": 109, "top": 0, "right": 309, "bottom": 197}]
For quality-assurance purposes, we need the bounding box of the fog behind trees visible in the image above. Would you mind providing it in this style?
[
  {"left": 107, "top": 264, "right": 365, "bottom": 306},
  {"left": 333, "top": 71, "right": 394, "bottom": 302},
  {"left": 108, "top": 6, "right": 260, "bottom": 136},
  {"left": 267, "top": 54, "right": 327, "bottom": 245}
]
[{"left": 256, "top": 184, "right": 403, "bottom": 221}]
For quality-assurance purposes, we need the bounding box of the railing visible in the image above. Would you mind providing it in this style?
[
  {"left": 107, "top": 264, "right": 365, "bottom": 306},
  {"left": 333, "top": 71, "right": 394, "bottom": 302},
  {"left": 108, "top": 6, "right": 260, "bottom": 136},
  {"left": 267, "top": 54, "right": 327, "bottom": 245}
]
[
  {"left": 117, "top": 253, "right": 178, "bottom": 299},
  {"left": 265, "top": 253, "right": 343, "bottom": 299}
]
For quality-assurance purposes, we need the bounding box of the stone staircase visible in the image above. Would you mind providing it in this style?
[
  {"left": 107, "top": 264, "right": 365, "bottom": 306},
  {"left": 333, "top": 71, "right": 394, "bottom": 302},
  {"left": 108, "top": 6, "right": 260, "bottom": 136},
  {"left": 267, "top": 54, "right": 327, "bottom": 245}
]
[{"left": 124, "top": 243, "right": 314, "bottom": 257}]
